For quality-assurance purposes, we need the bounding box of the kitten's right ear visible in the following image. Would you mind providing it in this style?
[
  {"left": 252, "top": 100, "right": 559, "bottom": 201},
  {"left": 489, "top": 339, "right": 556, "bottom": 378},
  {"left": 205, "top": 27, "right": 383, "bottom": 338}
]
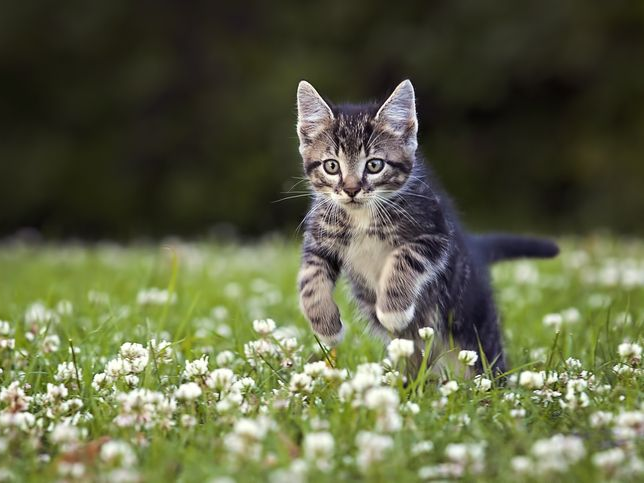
[{"left": 297, "top": 81, "right": 334, "bottom": 144}]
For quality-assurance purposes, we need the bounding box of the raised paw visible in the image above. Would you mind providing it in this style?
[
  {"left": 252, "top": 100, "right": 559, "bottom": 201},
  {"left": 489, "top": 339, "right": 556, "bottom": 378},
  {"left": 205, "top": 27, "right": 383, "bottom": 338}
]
[
  {"left": 314, "top": 322, "right": 345, "bottom": 347},
  {"left": 376, "top": 305, "right": 415, "bottom": 333}
]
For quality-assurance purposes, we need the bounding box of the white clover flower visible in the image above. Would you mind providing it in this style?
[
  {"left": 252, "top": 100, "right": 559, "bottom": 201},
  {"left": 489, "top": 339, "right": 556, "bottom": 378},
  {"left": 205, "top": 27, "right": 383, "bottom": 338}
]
[
  {"left": 216, "top": 392, "right": 243, "bottom": 413},
  {"left": 542, "top": 313, "right": 563, "bottom": 330},
  {"left": 227, "top": 417, "right": 271, "bottom": 448},
  {"left": 57, "top": 462, "right": 85, "bottom": 479},
  {"left": 411, "top": 440, "right": 434, "bottom": 456},
  {"left": 106, "top": 358, "right": 129, "bottom": 378},
  {"left": 123, "top": 374, "right": 139, "bottom": 387},
  {"left": 0, "top": 411, "right": 36, "bottom": 430},
  {"left": 445, "top": 442, "right": 486, "bottom": 474},
  {"left": 387, "top": 338, "right": 415, "bottom": 364},
  {"left": 303, "top": 361, "right": 328, "bottom": 378},
  {"left": 113, "top": 389, "right": 176, "bottom": 430},
  {"left": 232, "top": 376, "right": 256, "bottom": 393},
  {"left": 532, "top": 388, "right": 562, "bottom": 405},
  {"left": 244, "top": 339, "right": 279, "bottom": 365},
  {"left": 50, "top": 423, "right": 83, "bottom": 447},
  {"left": 0, "top": 338, "right": 15, "bottom": 350},
  {"left": 215, "top": 350, "right": 236, "bottom": 367},
  {"left": 561, "top": 307, "right": 581, "bottom": 324},
  {"left": 355, "top": 432, "right": 393, "bottom": 473},
  {"left": 618, "top": 341, "right": 642, "bottom": 365},
  {"left": 440, "top": 380, "right": 459, "bottom": 397},
  {"left": 473, "top": 375, "right": 492, "bottom": 392},
  {"left": 375, "top": 409, "right": 402, "bottom": 433},
  {"left": 418, "top": 327, "right": 435, "bottom": 341},
  {"left": 592, "top": 447, "right": 625, "bottom": 472},
  {"left": 252, "top": 318, "right": 276, "bottom": 335},
  {"left": 401, "top": 401, "right": 420, "bottom": 415},
  {"left": 41, "top": 334, "right": 61, "bottom": 353},
  {"left": 0, "top": 381, "right": 32, "bottom": 412},
  {"left": 0, "top": 320, "right": 11, "bottom": 336},
  {"left": 100, "top": 440, "right": 137, "bottom": 467},
  {"left": 289, "top": 373, "right": 313, "bottom": 394},
  {"left": 207, "top": 368, "right": 236, "bottom": 392},
  {"left": 589, "top": 411, "right": 614, "bottom": 428},
  {"left": 25, "top": 302, "right": 58, "bottom": 325},
  {"left": 531, "top": 434, "right": 586, "bottom": 473},
  {"left": 136, "top": 288, "right": 177, "bottom": 306},
  {"left": 613, "top": 411, "right": 644, "bottom": 440},
  {"left": 54, "top": 362, "right": 78, "bottom": 384},
  {"left": 364, "top": 387, "right": 399, "bottom": 412},
  {"left": 181, "top": 414, "right": 197, "bottom": 428},
  {"left": 211, "top": 305, "right": 229, "bottom": 321},
  {"left": 280, "top": 337, "right": 299, "bottom": 352},
  {"left": 342, "top": 363, "right": 384, "bottom": 399},
  {"left": 184, "top": 356, "right": 210, "bottom": 380},
  {"left": 104, "top": 468, "right": 139, "bottom": 483},
  {"left": 46, "top": 383, "right": 69, "bottom": 403},
  {"left": 510, "top": 408, "right": 527, "bottom": 418},
  {"left": 56, "top": 300, "right": 74, "bottom": 316},
  {"left": 355, "top": 363, "right": 383, "bottom": 380},
  {"left": 92, "top": 373, "right": 112, "bottom": 392},
  {"left": 519, "top": 371, "right": 544, "bottom": 389},
  {"left": 148, "top": 339, "right": 173, "bottom": 364},
  {"left": 613, "top": 363, "right": 634, "bottom": 376},
  {"left": 175, "top": 382, "right": 202, "bottom": 401},
  {"left": 125, "top": 358, "right": 147, "bottom": 375},
  {"left": 338, "top": 382, "right": 354, "bottom": 403},
  {"left": 544, "top": 371, "right": 559, "bottom": 385},
  {"left": 119, "top": 342, "right": 149, "bottom": 373},
  {"left": 565, "top": 357, "right": 583, "bottom": 371},
  {"left": 458, "top": 350, "right": 478, "bottom": 366},
  {"left": 511, "top": 456, "right": 533, "bottom": 473},
  {"left": 303, "top": 431, "right": 335, "bottom": 471}
]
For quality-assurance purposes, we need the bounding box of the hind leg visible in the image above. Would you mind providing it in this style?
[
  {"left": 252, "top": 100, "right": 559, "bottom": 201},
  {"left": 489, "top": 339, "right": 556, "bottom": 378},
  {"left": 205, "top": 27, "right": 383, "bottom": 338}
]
[{"left": 451, "top": 306, "right": 507, "bottom": 376}]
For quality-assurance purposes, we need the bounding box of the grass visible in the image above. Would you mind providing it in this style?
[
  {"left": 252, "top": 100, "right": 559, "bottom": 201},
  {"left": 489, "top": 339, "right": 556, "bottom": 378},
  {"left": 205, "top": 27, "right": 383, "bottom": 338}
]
[{"left": 0, "top": 236, "right": 642, "bottom": 482}]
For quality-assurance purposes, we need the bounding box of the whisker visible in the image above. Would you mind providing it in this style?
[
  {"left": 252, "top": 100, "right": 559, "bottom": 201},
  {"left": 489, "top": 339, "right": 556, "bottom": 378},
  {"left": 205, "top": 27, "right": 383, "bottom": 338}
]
[{"left": 272, "top": 193, "right": 314, "bottom": 203}]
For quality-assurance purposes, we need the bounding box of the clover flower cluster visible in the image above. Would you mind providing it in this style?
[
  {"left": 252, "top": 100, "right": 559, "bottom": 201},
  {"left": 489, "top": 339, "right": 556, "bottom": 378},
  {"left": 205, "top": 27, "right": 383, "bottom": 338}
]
[{"left": 0, "top": 268, "right": 641, "bottom": 482}]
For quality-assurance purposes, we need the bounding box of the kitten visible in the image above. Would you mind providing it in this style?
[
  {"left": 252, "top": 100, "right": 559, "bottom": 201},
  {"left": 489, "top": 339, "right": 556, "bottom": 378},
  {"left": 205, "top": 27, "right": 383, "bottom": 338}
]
[{"left": 295, "top": 80, "right": 558, "bottom": 375}]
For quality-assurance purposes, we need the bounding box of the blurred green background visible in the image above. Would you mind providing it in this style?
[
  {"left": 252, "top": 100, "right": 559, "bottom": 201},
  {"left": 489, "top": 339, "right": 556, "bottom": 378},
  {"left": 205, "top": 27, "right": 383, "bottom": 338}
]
[{"left": 1, "top": 0, "right": 643, "bottom": 239}]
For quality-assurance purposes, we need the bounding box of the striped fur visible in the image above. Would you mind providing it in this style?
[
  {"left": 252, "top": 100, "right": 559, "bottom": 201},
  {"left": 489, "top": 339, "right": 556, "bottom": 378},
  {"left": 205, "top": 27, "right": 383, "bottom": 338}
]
[{"left": 295, "top": 80, "right": 558, "bottom": 375}]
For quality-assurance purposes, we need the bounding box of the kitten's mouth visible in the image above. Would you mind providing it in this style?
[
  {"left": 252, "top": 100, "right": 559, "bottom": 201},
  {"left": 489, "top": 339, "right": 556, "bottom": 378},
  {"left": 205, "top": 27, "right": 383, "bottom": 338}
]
[{"left": 343, "top": 199, "right": 365, "bottom": 207}]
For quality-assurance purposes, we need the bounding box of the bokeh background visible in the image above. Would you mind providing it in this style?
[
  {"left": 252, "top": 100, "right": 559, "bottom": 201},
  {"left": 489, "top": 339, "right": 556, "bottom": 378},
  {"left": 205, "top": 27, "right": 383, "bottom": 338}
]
[{"left": 2, "top": 0, "right": 643, "bottom": 240}]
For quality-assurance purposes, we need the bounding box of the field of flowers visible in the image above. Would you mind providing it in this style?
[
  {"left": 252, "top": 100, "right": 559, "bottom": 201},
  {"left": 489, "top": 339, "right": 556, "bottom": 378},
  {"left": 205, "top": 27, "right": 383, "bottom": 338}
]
[{"left": 0, "top": 237, "right": 642, "bottom": 482}]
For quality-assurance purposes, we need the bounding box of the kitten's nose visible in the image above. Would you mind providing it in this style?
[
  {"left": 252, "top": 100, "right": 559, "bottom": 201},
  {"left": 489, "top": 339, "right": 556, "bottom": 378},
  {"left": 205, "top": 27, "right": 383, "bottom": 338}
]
[{"left": 343, "top": 185, "right": 361, "bottom": 198}]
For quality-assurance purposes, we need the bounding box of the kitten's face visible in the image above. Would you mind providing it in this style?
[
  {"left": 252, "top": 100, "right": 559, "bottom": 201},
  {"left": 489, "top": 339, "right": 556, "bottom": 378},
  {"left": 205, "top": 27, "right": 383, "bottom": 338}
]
[{"left": 296, "top": 80, "right": 418, "bottom": 210}]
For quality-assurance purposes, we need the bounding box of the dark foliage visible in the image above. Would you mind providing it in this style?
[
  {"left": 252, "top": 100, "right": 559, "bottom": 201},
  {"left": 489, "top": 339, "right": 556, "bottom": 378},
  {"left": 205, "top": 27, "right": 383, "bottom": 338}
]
[{"left": 1, "top": 1, "right": 643, "bottom": 238}]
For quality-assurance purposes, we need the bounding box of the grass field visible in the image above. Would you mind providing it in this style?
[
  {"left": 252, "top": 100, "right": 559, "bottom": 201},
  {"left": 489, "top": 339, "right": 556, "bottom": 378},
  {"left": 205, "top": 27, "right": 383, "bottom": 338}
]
[{"left": 0, "top": 237, "right": 642, "bottom": 482}]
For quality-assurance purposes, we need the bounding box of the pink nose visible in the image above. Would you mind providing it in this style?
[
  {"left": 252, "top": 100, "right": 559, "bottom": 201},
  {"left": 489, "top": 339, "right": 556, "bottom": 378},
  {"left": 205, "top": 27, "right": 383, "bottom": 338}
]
[{"left": 343, "top": 185, "right": 361, "bottom": 197}]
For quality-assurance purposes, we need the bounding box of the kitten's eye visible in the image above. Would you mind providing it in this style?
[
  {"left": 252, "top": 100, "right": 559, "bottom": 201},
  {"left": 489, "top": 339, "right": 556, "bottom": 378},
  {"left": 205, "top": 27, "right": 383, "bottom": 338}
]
[
  {"left": 365, "top": 158, "right": 385, "bottom": 174},
  {"left": 323, "top": 159, "right": 340, "bottom": 175}
]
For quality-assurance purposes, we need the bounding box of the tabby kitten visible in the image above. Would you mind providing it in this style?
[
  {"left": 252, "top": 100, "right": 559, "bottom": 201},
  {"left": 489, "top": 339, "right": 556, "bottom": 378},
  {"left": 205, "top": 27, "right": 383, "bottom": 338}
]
[{"left": 296, "top": 80, "right": 558, "bottom": 374}]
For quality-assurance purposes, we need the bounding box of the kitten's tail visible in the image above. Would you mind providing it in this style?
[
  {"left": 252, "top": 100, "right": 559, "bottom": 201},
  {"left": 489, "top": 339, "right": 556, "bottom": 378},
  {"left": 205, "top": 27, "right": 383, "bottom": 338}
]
[{"left": 470, "top": 233, "right": 559, "bottom": 263}]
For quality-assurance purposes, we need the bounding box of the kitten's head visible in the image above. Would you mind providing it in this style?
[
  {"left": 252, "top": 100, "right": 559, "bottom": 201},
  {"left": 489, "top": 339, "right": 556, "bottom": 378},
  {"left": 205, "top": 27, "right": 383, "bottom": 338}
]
[{"left": 296, "top": 80, "right": 418, "bottom": 209}]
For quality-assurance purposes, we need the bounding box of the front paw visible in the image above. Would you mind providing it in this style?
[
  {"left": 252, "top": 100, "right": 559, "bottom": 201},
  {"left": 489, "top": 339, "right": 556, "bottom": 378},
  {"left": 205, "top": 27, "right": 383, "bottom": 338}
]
[
  {"left": 314, "top": 322, "right": 345, "bottom": 348},
  {"left": 300, "top": 298, "right": 345, "bottom": 347},
  {"left": 376, "top": 305, "right": 415, "bottom": 332}
]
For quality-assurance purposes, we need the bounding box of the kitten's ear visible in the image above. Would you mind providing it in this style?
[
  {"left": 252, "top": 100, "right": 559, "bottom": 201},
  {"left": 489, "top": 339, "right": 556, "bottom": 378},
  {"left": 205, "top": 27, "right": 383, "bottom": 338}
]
[
  {"left": 297, "top": 81, "right": 334, "bottom": 144},
  {"left": 375, "top": 80, "right": 418, "bottom": 145}
]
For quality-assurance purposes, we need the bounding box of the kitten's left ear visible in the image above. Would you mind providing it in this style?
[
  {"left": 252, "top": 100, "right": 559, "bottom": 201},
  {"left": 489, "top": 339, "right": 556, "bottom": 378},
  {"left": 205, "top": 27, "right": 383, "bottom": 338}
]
[{"left": 376, "top": 80, "right": 418, "bottom": 148}]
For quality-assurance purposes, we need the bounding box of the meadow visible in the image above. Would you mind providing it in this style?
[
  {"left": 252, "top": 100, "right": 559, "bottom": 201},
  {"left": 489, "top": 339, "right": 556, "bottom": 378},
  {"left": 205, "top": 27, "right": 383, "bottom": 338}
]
[{"left": 0, "top": 237, "right": 642, "bottom": 482}]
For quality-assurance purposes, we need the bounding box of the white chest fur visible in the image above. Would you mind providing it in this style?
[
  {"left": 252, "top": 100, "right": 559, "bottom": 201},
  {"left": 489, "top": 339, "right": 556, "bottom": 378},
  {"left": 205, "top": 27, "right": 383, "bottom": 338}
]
[{"left": 342, "top": 232, "right": 394, "bottom": 290}]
